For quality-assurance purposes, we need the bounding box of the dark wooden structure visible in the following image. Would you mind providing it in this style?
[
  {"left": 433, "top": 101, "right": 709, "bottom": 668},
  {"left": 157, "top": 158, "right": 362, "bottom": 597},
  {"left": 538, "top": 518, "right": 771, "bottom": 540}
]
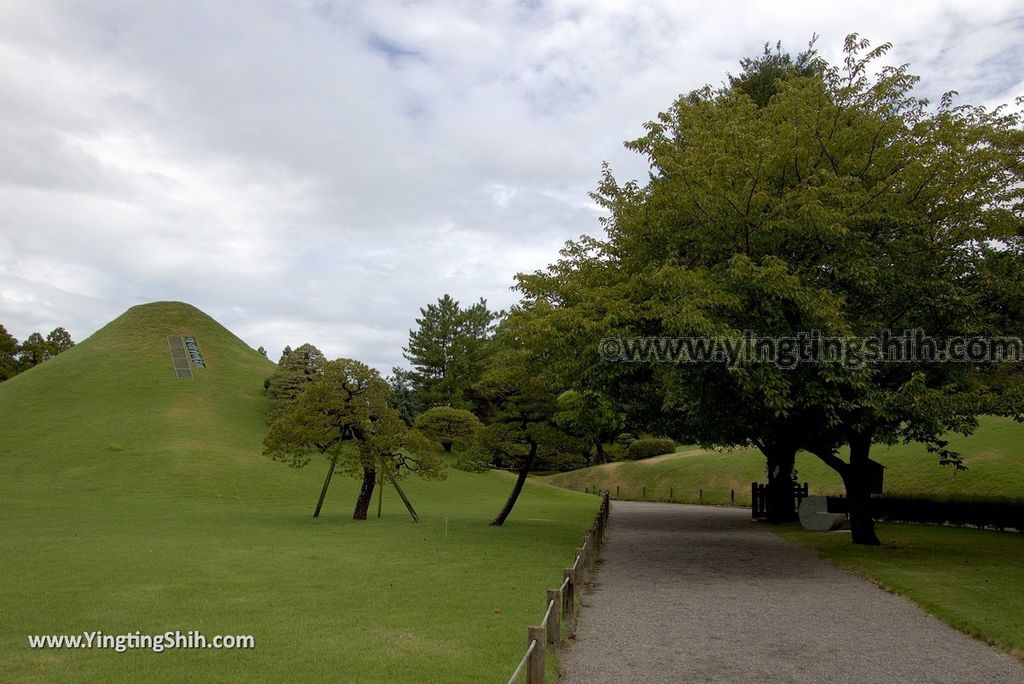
[{"left": 751, "top": 481, "right": 808, "bottom": 520}]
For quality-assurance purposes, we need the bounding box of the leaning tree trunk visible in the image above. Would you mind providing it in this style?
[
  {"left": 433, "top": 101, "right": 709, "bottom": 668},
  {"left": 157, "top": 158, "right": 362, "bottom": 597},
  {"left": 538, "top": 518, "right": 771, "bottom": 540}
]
[
  {"left": 595, "top": 441, "right": 607, "bottom": 465},
  {"left": 352, "top": 465, "right": 376, "bottom": 520},
  {"left": 763, "top": 445, "right": 798, "bottom": 523},
  {"left": 845, "top": 434, "right": 880, "bottom": 546},
  {"left": 490, "top": 444, "right": 537, "bottom": 526}
]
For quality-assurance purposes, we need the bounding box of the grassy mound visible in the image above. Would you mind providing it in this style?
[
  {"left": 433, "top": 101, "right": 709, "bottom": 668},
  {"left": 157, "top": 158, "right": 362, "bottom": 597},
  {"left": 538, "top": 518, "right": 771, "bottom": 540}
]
[
  {"left": 542, "top": 417, "right": 1024, "bottom": 506},
  {"left": 0, "top": 302, "right": 596, "bottom": 683}
]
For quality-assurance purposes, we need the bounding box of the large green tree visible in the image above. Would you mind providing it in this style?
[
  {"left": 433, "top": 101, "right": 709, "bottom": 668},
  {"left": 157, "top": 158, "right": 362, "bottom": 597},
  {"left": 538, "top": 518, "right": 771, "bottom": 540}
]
[
  {"left": 463, "top": 303, "right": 580, "bottom": 526},
  {"left": 1, "top": 325, "right": 75, "bottom": 379},
  {"left": 554, "top": 390, "right": 623, "bottom": 465},
  {"left": 519, "top": 36, "right": 1024, "bottom": 544},
  {"left": 264, "top": 343, "right": 327, "bottom": 418},
  {"left": 0, "top": 325, "right": 18, "bottom": 381},
  {"left": 386, "top": 367, "right": 418, "bottom": 426},
  {"left": 401, "top": 294, "right": 501, "bottom": 409},
  {"left": 263, "top": 358, "right": 443, "bottom": 520},
  {"left": 728, "top": 38, "right": 819, "bottom": 107},
  {"left": 45, "top": 327, "right": 74, "bottom": 355},
  {"left": 17, "top": 332, "right": 50, "bottom": 370}
]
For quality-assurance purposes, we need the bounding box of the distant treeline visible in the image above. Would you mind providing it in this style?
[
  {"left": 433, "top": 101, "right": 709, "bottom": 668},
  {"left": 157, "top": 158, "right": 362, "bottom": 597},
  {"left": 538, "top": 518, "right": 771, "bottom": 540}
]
[{"left": 0, "top": 324, "right": 75, "bottom": 382}]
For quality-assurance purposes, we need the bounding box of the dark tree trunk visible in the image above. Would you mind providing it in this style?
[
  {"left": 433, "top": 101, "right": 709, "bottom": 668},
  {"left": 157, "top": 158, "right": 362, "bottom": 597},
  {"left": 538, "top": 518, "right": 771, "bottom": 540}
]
[
  {"left": 763, "top": 445, "right": 798, "bottom": 523},
  {"left": 490, "top": 444, "right": 537, "bottom": 526},
  {"left": 313, "top": 456, "right": 336, "bottom": 518},
  {"left": 595, "top": 442, "right": 607, "bottom": 465},
  {"left": 846, "top": 434, "right": 880, "bottom": 546},
  {"left": 352, "top": 466, "right": 376, "bottom": 520},
  {"left": 442, "top": 441, "right": 453, "bottom": 452}
]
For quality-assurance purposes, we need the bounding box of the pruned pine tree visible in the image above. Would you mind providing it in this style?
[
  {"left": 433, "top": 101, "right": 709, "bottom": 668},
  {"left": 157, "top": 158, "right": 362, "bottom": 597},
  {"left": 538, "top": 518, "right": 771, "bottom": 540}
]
[{"left": 263, "top": 358, "right": 444, "bottom": 521}]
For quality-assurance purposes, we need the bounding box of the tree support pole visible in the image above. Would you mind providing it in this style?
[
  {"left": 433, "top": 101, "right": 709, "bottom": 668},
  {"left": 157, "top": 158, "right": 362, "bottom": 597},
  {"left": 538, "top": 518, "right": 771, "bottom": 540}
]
[
  {"left": 383, "top": 467, "right": 420, "bottom": 523},
  {"left": 313, "top": 456, "right": 336, "bottom": 518},
  {"left": 377, "top": 471, "right": 384, "bottom": 518}
]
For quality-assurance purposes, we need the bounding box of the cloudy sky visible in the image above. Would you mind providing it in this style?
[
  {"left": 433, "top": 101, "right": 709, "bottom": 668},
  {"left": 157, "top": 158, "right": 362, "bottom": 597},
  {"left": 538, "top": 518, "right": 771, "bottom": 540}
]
[{"left": 2, "top": 1, "right": 1022, "bottom": 371}]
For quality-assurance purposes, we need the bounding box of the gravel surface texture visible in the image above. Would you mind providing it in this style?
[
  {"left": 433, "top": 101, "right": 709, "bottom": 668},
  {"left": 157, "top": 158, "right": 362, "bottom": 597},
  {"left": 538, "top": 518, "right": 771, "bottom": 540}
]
[{"left": 560, "top": 501, "right": 1024, "bottom": 683}]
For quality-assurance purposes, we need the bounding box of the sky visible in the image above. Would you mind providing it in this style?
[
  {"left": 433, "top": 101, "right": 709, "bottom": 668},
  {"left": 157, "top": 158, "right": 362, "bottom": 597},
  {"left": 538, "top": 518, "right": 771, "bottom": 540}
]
[{"left": 2, "top": 0, "right": 1022, "bottom": 372}]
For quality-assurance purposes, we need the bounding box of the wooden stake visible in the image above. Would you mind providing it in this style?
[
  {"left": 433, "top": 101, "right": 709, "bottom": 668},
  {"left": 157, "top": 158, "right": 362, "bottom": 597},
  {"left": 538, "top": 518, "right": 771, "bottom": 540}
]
[
  {"left": 382, "top": 467, "right": 420, "bottom": 523},
  {"left": 313, "top": 456, "right": 336, "bottom": 518}
]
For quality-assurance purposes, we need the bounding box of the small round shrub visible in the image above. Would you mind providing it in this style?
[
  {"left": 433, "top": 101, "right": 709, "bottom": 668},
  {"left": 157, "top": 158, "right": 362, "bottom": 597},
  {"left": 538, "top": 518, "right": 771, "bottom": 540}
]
[
  {"left": 626, "top": 437, "right": 677, "bottom": 460},
  {"left": 614, "top": 432, "right": 636, "bottom": 447}
]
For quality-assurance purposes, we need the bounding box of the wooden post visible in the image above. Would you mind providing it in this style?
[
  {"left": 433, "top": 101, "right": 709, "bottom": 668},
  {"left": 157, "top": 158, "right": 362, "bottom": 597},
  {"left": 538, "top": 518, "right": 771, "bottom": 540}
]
[
  {"left": 567, "top": 567, "right": 578, "bottom": 633},
  {"left": 527, "top": 626, "right": 545, "bottom": 683},
  {"left": 563, "top": 568, "right": 574, "bottom": 614},
  {"left": 615, "top": 485, "right": 619, "bottom": 499},
  {"left": 731, "top": 489, "right": 735, "bottom": 505},
  {"left": 669, "top": 487, "right": 673, "bottom": 502},
  {"left": 546, "top": 590, "right": 560, "bottom": 646},
  {"left": 575, "top": 546, "right": 585, "bottom": 580},
  {"left": 699, "top": 488, "right": 703, "bottom": 505},
  {"left": 377, "top": 471, "right": 383, "bottom": 518},
  {"left": 642, "top": 486, "right": 646, "bottom": 499}
]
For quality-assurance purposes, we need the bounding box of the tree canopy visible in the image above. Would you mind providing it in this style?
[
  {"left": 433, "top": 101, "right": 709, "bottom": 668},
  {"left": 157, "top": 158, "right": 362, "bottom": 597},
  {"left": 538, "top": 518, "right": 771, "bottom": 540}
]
[
  {"left": 401, "top": 294, "right": 501, "bottom": 410},
  {"left": 517, "top": 35, "right": 1024, "bottom": 543},
  {"left": 0, "top": 325, "right": 18, "bottom": 381},
  {"left": 263, "top": 343, "right": 327, "bottom": 418},
  {"left": 464, "top": 303, "right": 581, "bottom": 525},
  {"left": 264, "top": 357, "right": 444, "bottom": 520},
  {"left": 414, "top": 406, "right": 481, "bottom": 452},
  {"left": 0, "top": 325, "right": 76, "bottom": 380},
  {"left": 555, "top": 389, "right": 624, "bottom": 465}
]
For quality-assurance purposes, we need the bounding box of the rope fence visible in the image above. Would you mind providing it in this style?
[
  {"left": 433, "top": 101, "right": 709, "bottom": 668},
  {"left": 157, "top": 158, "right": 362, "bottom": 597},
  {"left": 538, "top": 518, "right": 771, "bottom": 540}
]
[
  {"left": 506, "top": 490, "right": 610, "bottom": 684},
  {"left": 581, "top": 484, "right": 750, "bottom": 507}
]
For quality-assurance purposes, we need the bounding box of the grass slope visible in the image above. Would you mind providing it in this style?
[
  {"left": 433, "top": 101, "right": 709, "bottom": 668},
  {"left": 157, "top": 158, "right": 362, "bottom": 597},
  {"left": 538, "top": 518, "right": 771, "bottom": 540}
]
[
  {"left": 542, "top": 417, "right": 1024, "bottom": 506},
  {"left": 0, "top": 302, "right": 597, "bottom": 683}
]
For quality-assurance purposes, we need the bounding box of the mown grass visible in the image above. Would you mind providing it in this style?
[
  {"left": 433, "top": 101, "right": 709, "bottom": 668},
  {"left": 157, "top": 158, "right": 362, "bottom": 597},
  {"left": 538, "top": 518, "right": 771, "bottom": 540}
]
[
  {"left": 541, "top": 417, "right": 1024, "bottom": 506},
  {"left": 0, "top": 302, "right": 596, "bottom": 683},
  {"left": 776, "top": 523, "right": 1024, "bottom": 660}
]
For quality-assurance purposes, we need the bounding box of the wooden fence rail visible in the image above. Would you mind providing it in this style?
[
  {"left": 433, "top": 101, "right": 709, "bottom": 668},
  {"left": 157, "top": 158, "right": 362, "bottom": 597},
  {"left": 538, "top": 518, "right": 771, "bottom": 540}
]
[
  {"left": 506, "top": 490, "right": 610, "bottom": 684},
  {"left": 583, "top": 484, "right": 746, "bottom": 507}
]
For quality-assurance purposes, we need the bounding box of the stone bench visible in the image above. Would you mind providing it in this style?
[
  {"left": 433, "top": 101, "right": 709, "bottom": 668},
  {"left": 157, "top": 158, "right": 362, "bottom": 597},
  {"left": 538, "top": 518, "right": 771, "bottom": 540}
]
[{"left": 799, "top": 495, "right": 847, "bottom": 531}]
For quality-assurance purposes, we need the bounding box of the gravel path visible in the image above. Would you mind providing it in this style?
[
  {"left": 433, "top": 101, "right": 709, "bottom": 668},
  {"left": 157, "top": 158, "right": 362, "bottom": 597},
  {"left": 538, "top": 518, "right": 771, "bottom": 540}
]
[{"left": 560, "top": 501, "right": 1024, "bottom": 683}]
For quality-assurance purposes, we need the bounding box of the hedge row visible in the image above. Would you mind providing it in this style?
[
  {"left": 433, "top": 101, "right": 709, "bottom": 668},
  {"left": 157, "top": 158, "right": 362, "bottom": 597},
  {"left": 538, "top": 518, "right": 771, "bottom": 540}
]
[{"left": 826, "top": 495, "right": 1024, "bottom": 532}]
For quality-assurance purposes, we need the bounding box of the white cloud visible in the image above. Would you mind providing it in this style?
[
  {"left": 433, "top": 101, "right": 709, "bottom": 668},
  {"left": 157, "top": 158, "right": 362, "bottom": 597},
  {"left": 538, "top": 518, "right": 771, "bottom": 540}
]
[{"left": 1, "top": 0, "right": 1021, "bottom": 371}]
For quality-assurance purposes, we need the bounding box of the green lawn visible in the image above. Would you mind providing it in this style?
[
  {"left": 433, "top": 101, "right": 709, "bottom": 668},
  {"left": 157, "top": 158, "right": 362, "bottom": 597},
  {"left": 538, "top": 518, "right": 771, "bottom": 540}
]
[
  {"left": 542, "top": 417, "right": 1024, "bottom": 506},
  {"left": 776, "top": 524, "right": 1024, "bottom": 660},
  {"left": 0, "top": 302, "right": 597, "bottom": 683}
]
